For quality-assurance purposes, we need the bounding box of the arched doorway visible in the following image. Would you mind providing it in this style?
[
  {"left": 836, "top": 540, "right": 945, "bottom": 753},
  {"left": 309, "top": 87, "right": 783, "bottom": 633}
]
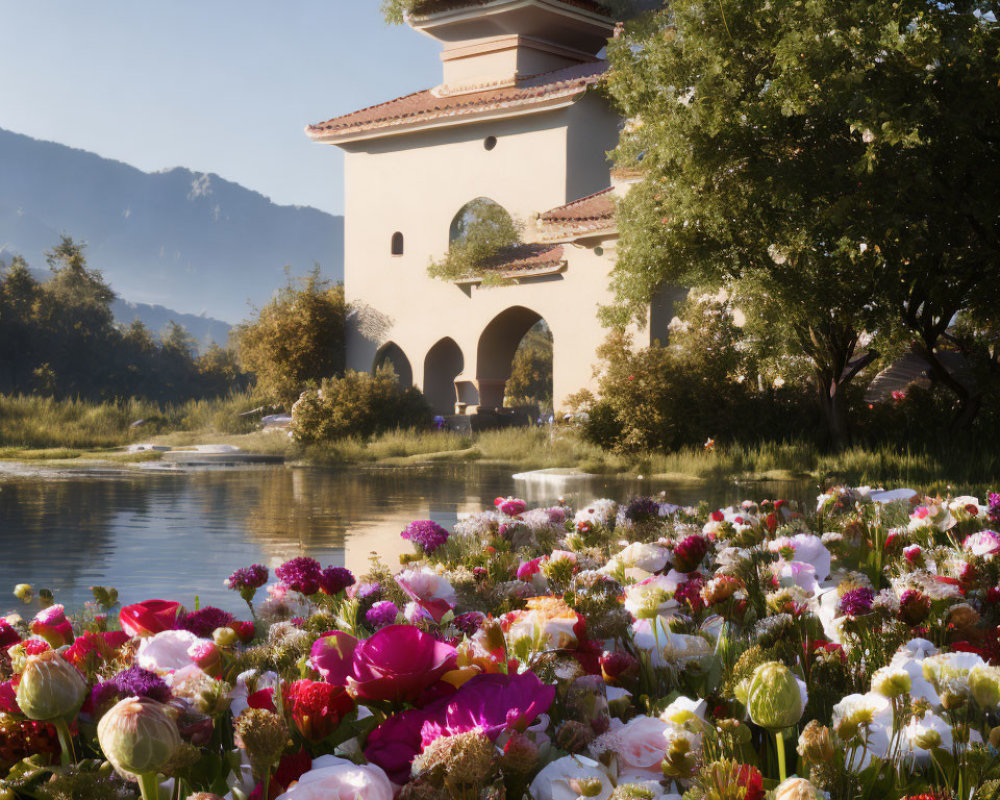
[
  {"left": 373, "top": 341, "right": 412, "bottom": 387},
  {"left": 423, "top": 337, "right": 464, "bottom": 414},
  {"left": 476, "top": 306, "right": 552, "bottom": 410}
]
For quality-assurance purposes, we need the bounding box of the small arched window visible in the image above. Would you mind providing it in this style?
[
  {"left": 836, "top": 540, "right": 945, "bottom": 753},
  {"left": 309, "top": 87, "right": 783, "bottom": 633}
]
[{"left": 391, "top": 231, "right": 404, "bottom": 256}]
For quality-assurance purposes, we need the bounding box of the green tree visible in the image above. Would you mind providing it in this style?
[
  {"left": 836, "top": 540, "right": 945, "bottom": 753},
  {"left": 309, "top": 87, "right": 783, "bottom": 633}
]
[
  {"left": 234, "top": 268, "right": 348, "bottom": 403},
  {"left": 428, "top": 199, "right": 521, "bottom": 283},
  {"left": 603, "top": 0, "right": 1000, "bottom": 445},
  {"left": 505, "top": 321, "right": 553, "bottom": 407}
]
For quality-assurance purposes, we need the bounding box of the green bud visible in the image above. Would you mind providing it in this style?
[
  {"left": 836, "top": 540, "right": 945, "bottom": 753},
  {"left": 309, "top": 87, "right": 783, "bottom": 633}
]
[
  {"left": 969, "top": 664, "right": 1000, "bottom": 708},
  {"left": 16, "top": 650, "right": 87, "bottom": 721},
  {"left": 97, "top": 696, "right": 181, "bottom": 778},
  {"left": 747, "top": 661, "right": 804, "bottom": 732}
]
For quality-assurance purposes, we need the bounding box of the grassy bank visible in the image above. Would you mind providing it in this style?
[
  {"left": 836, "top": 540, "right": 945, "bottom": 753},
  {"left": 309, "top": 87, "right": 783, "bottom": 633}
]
[{"left": 2, "top": 394, "right": 997, "bottom": 491}]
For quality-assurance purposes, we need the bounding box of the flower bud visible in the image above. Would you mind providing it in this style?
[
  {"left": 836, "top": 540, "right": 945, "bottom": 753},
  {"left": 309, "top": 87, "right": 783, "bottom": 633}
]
[
  {"left": 989, "top": 726, "right": 1000, "bottom": 749},
  {"left": 797, "top": 720, "right": 834, "bottom": 764},
  {"left": 97, "top": 696, "right": 181, "bottom": 777},
  {"left": 969, "top": 664, "right": 1000, "bottom": 709},
  {"left": 912, "top": 727, "right": 942, "bottom": 750},
  {"left": 212, "top": 626, "right": 238, "bottom": 648},
  {"left": 747, "top": 661, "right": 804, "bottom": 732},
  {"left": 775, "top": 777, "right": 823, "bottom": 800},
  {"left": 13, "top": 584, "right": 32, "bottom": 604},
  {"left": 16, "top": 650, "right": 87, "bottom": 721},
  {"left": 568, "top": 777, "right": 605, "bottom": 797}
]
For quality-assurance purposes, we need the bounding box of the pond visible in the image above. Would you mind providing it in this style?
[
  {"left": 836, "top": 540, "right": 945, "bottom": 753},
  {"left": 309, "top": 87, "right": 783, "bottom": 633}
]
[{"left": 0, "top": 461, "right": 815, "bottom": 613}]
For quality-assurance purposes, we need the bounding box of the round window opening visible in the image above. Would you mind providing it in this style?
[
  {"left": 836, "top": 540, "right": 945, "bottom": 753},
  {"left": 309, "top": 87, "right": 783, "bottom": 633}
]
[{"left": 484, "top": 136, "right": 498, "bottom": 151}]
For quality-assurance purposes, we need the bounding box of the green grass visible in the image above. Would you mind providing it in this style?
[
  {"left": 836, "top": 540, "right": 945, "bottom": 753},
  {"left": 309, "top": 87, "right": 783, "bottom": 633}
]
[{"left": 2, "top": 393, "right": 997, "bottom": 492}]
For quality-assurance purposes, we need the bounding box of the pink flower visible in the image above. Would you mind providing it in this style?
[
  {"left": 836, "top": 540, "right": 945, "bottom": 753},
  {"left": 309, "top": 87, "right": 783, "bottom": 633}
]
[
  {"left": 119, "top": 599, "right": 183, "bottom": 638},
  {"left": 964, "top": 530, "right": 1000, "bottom": 557},
  {"left": 30, "top": 605, "right": 73, "bottom": 648},
  {"left": 310, "top": 625, "right": 457, "bottom": 704},
  {"left": 517, "top": 558, "right": 544, "bottom": 581},
  {"left": 395, "top": 568, "right": 456, "bottom": 623}
]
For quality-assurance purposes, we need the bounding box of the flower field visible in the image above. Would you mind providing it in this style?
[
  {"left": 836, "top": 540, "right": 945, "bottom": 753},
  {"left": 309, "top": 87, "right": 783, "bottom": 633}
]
[{"left": 3, "top": 488, "right": 1000, "bottom": 800}]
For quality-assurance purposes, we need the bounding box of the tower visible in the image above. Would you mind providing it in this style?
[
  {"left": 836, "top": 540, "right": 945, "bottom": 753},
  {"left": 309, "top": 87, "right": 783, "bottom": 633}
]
[{"left": 307, "top": 0, "right": 630, "bottom": 415}]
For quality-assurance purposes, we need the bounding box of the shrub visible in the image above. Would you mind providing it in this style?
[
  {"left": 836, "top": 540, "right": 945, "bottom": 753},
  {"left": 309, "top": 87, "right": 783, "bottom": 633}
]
[{"left": 290, "top": 369, "right": 431, "bottom": 444}]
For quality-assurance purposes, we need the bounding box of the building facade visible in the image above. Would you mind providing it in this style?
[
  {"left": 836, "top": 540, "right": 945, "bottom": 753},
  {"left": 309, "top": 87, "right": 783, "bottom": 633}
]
[{"left": 307, "top": 0, "right": 675, "bottom": 414}]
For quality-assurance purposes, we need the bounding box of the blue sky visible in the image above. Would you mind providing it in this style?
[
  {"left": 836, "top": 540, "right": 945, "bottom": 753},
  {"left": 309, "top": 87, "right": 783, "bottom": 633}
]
[{"left": 0, "top": 1, "right": 442, "bottom": 215}]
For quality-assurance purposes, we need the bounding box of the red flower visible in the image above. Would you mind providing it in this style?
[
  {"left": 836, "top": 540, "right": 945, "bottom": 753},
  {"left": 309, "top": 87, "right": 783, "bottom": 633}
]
[
  {"left": 231, "top": 620, "right": 256, "bottom": 643},
  {"left": 285, "top": 679, "right": 355, "bottom": 741},
  {"left": 735, "top": 764, "right": 764, "bottom": 800},
  {"left": 247, "top": 687, "right": 276, "bottom": 712},
  {"left": 710, "top": 510, "right": 725, "bottom": 522},
  {"left": 119, "top": 600, "right": 183, "bottom": 637}
]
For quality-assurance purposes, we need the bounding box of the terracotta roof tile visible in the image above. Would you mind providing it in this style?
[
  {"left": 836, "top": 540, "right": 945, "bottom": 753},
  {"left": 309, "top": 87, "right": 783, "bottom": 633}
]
[
  {"left": 538, "top": 186, "right": 615, "bottom": 224},
  {"left": 409, "top": 0, "right": 613, "bottom": 17},
  {"left": 482, "top": 243, "right": 565, "bottom": 272},
  {"left": 307, "top": 61, "right": 606, "bottom": 142}
]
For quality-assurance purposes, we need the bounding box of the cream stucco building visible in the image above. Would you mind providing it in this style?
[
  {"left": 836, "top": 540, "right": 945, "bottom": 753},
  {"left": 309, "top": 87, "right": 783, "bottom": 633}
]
[{"left": 307, "top": 0, "right": 676, "bottom": 416}]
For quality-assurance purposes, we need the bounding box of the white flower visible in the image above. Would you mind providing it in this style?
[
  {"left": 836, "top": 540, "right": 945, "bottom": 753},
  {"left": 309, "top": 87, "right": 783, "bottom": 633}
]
[
  {"left": 529, "top": 755, "right": 614, "bottom": 800},
  {"left": 922, "top": 650, "right": 986, "bottom": 693},
  {"left": 616, "top": 716, "right": 671, "bottom": 780},
  {"left": 574, "top": 499, "right": 619, "bottom": 529},
  {"left": 870, "top": 666, "right": 911, "bottom": 698},
  {"left": 136, "top": 629, "right": 209, "bottom": 673},
  {"left": 901, "top": 713, "right": 953, "bottom": 764},
  {"left": 770, "top": 534, "right": 833, "bottom": 582},
  {"left": 617, "top": 542, "right": 670, "bottom": 573},
  {"left": 624, "top": 572, "right": 684, "bottom": 618},
  {"left": 274, "top": 755, "right": 393, "bottom": 800},
  {"left": 632, "top": 618, "right": 712, "bottom": 667},
  {"left": 660, "top": 695, "right": 707, "bottom": 725}
]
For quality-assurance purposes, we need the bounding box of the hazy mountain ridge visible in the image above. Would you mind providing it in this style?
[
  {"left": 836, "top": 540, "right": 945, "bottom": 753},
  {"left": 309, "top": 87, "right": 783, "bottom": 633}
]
[
  {"left": 110, "top": 297, "right": 232, "bottom": 352},
  {"left": 0, "top": 127, "right": 343, "bottom": 323}
]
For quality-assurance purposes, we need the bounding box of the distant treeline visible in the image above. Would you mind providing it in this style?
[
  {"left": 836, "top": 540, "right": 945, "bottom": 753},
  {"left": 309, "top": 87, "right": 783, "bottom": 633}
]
[{"left": 0, "top": 237, "right": 244, "bottom": 402}]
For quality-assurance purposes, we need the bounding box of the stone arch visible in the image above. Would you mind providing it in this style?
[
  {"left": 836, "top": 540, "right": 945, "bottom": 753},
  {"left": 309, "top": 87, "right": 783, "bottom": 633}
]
[
  {"left": 476, "top": 305, "right": 548, "bottom": 409},
  {"left": 449, "top": 197, "right": 513, "bottom": 244},
  {"left": 373, "top": 341, "right": 412, "bottom": 387},
  {"left": 423, "top": 337, "right": 464, "bottom": 414}
]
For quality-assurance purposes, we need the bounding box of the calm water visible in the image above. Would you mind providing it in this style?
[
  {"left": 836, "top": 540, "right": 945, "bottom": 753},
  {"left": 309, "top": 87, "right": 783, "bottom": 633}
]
[{"left": 0, "top": 461, "right": 814, "bottom": 613}]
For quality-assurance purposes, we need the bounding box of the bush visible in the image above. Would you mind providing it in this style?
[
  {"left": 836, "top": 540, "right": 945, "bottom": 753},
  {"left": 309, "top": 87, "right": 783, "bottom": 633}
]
[
  {"left": 581, "top": 291, "right": 816, "bottom": 452},
  {"left": 290, "top": 369, "right": 431, "bottom": 444}
]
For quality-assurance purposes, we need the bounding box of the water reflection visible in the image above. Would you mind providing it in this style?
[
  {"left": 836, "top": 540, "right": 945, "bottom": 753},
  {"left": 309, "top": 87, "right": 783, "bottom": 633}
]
[{"left": 0, "top": 463, "right": 815, "bottom": 614}]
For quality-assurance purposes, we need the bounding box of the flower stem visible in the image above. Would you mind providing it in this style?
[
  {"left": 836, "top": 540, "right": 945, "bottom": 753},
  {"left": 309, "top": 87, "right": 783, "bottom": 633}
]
[
  {"left": 775, "top": 729, "right": 787, "bottom": 783},
  {"left": 137, "top": 772, "right": 160, "bottom": 800},
  {"left": 262, "top": 767, "right": 271, "bottom": 800},
  {"left": 52, "top": 717, "right": 75, "bottom": 766}
]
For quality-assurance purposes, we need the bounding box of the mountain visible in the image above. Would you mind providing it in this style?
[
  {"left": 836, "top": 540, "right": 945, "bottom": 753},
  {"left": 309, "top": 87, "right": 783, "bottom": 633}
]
[
  {"left": 0, "top": 127, "right": 343, "bottom": 323},
  {"left": 110, "top": 298, "right": 232, "bottom": 352}
]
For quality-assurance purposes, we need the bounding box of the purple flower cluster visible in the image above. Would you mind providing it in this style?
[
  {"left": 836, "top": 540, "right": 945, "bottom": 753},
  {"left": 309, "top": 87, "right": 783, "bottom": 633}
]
[
  {"left": 838, "top": 587, "right": 875, "bottom": 617},
  {"left": 180, "top": 606, "right": 236, "bottom": 638},
  {"left": 275, "top": 557, "right": 323, "bottom": 595},
  {"left": 401, "top": 520, "right": 449, "bottom": 555},
  {"left": 623, "top": 497, "right": 660, "bottom": 524},
  {"left": 319, "top": 566, "right": 356, "bottom": 596},
  {"left": 989, "top": 492, "right": 1000, "bottom": 526},
  {"left": 91, "top": 666, "right": 171, "bottom": 712},
  {"left": 452, "top": 611, "right": 486, "bottom": 637},
  {"left": 366, "top": 600, "right": 400, "bottom": 630},
  {"left": 225, "top": 564, "right": 268, "bottom": 592}
]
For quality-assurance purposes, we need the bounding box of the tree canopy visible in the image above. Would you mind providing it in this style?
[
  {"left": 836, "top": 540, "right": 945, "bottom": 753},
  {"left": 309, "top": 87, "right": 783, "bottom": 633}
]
[
  {"left": 605, "top": 0, "right": 1000, "bottom": 444},
  {"left": 234, "top": 269, "right": 348, "bottom": 403}
]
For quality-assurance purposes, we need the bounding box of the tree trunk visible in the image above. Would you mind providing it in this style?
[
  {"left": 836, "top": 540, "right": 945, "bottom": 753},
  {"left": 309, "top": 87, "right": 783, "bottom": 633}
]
[
  {"left": 911, "top": 342, "right": 982, "bottom": 431},
  {"left": 817, "top": 374, "right": 851, "bottom": 450}
]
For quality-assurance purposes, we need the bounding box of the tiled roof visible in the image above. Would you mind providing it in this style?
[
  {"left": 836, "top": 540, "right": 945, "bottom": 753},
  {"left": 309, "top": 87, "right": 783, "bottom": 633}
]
[
  {"left": 455, "top": 244, "right": 566, "bottom": 283},
  {"left": 409, "top": 0, "right": 614, "bottom": 17},
  {"left": 307, "top": 61, "right": 606, "bottom": 142},
  {"left": 539, "top": 186, "right": 614, "bottom": 223},
  {"left": 536, "top": 187, "right": 616, "bottom": 238}
]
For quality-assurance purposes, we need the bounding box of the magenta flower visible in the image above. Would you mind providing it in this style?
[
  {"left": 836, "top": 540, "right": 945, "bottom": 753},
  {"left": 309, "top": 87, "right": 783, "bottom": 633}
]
[
  {"left": 365, "top": 702, "right": 445, "bottom": 783},
  {"left": 310, "top": 625, "right": 457, "bottom": 704},
  {"left": 180, "top": 606, "right": 235, "bottom": 638},
  {"left": 366, "top": 601, "right": 399, "bottom": 630},
  {"left": 401, "top": 520, "right": 449, "bottom": 555},
  {"left": 838, "top": 587, "right": 875, "bottom": 617},
  {"left": 225, "top": 564, "right": 268, "bottom": 591},
  {"left": 275, "top": 557, "right": 323, "bottom": 595},
  {"left": 419, "top": 672, "right": 554, "bottom": 747},
  {"left": 319, "top": 566, "right": 356, "bottom": 596}
]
